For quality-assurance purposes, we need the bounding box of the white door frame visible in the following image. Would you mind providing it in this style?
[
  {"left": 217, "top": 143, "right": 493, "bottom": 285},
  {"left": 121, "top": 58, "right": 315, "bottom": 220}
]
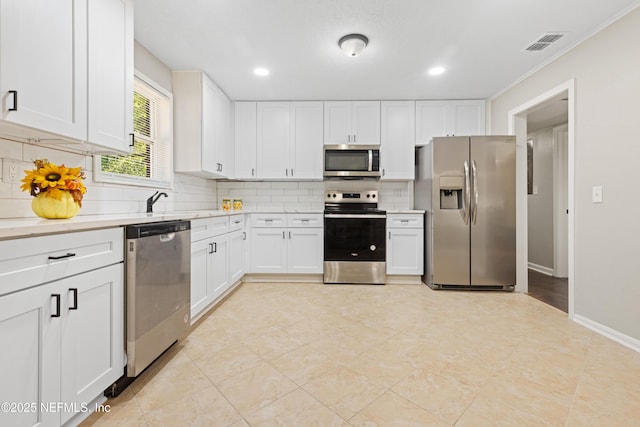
[
  {"left": 553, "top": 124, "right": 569, "bottom": 278},
  {"left": 508, "top": 79, "right": 576, "bottom": 318}
]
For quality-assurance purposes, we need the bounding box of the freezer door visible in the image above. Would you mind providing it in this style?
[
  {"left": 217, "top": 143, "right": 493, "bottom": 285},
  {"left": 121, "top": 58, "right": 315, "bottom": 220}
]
[
  {"left": 470, "top": 136, "right": 516, "bottom": 286},
  {"left": 431, "top": 136, "right": 470, "bottom": 286}
]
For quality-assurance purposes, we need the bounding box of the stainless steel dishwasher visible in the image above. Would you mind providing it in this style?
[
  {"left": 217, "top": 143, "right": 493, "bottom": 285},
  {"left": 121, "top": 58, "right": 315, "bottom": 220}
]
[{"left": 125, "top": 220, "right": 190, "bottom": 377}]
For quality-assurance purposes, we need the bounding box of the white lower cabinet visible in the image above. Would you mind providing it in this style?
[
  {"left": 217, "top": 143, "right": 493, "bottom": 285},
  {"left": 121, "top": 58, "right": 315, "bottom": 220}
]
[
  {"left": 189, "top": 215, "right": 244, "bottom": 321},
  {"left": 250, "top": 213, "right": 323, "bottom": 274},
  {"left": 0, "top": 228, "right": 124, "bottom": 427},
  {"left": 387, "top": 213, "right": 424, "bottom": 275}
]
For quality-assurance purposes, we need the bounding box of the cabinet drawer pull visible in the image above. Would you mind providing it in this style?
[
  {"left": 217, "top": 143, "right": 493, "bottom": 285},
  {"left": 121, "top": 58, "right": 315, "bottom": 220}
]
[
  {"left": 48, "top": 252, "right": 76, "bottom": 261},
  {"left": 51, "top": 294, "right": 61, "bottom": 318},
  {"left": 300, "top": 219, "right": 309, "bottom": 222},
  {"left": 264, "top": 219, "right": 273, "bottom": 222},
  {"left": 69, "top": 288, "right": 78, "bottom": 310},
  {"left": 400, "top": 219, "right": 410, "bottom": 223},
  {"left": 8, "top": 90, "right": 18, "bottom": 111}
]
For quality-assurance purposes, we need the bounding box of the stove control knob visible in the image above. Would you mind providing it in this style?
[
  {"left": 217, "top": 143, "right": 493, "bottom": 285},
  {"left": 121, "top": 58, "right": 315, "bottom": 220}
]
[
  {"left": 372, "top": 194, "right": 376, "bottom": 198},
  {"left": 370, "top": 245, "right": 376, "bottom": 251},
  {"left": 332, "top": 193, "right": 337, "bottom": 198},
  {"left": 366, "top": 194, "right": 370, "bottom": 198}
]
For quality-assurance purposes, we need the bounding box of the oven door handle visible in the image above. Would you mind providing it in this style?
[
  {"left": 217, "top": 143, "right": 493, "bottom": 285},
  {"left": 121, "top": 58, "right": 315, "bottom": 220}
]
[{"left": 324, "top": 214, "right": 387, "bottom": 219}]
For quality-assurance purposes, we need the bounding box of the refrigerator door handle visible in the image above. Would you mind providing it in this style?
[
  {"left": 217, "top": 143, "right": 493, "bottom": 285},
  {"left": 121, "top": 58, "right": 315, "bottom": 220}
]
[
  {"left": 471, "top": 160, "right": 479, "bottom": 224},
  {"left": 463, "top": 160, "right": 471, "bottom": 225}
]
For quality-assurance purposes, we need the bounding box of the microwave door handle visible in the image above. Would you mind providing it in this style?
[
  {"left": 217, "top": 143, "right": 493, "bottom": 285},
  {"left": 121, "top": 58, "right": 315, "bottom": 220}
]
[{"left": 368, "top": 150, "right": 373, "bottom": 172}]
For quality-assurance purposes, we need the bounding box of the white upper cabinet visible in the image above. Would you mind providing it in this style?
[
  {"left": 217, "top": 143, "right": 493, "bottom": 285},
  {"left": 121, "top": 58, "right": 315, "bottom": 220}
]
[
  {"left": 0, "top": 0, "right": 87, "bottom": 141},
  {"left": 324, "top": 101, "right": 380, "bottom": 144},
  {"left": 415, "top": 100, "right": 485, "bottom": 145},
  {"left": 234, "top": 102, "right": 257, "bottom": 179},
  {"left": 290, "top": 101, "right": 323, "bottom": 179},
  {"left": 173, "top": 71, "right": 230, "bottom": 178},
  {"left": 87, "top": 0, "right": 134, "bottom": 153},
  {"left": 380, "top": 101, "right": 415, "bottom": 180},
  {"left": 257, "top": 101, "right": 323, "bottom": 180},
  {"left": 0, "top": 0, "right": 133, "bottom": 154},
  {"left": 257, "top": 102, "right": 290, "bottom": 179}
]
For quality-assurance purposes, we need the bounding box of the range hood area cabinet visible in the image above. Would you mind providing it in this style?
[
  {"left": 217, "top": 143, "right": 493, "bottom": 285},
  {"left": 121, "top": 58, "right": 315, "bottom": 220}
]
[
  {"left": 415, "top": 100, "right": 486, "bottom": 145},
  {"left": 324, "top": 101, "right": 381, "bottom": 144},
  {"left": 256, "top": 101, "right": 323, "bottom": 180},
  {"left": 173, "top": 71, "right": 232, "bottom": 178},
  {"left": 0, "top": 0, "right": 134, "bottom": 155}
]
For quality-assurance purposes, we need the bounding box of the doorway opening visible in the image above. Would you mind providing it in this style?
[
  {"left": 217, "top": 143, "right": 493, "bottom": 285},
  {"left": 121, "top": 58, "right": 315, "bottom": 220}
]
[{"left": 508, "top": 79, "right": 575, "bottom": 317}]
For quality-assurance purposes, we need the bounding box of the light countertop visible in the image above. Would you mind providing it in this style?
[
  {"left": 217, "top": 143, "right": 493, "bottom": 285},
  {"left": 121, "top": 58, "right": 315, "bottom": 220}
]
[
  {"left": 0, "top": 209, "right": 324, "bottom": 240},
  {"left": 0, "top": 209, "right": 424, "bottom": 240}
]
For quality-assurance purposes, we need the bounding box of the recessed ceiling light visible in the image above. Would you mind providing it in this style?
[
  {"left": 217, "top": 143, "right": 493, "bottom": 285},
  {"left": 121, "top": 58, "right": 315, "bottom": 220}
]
[
  {"left": 428, "top": 66, "right": 446, "bottom": 76},
  {"left": 253, "top": 68, "right": 269, "bottom": 76}
]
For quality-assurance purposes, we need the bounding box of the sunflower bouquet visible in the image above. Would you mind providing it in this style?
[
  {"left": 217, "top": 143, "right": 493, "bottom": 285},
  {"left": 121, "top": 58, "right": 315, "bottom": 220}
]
[{"left": 21, "top": 159, "right": 87, "bottom": 219}]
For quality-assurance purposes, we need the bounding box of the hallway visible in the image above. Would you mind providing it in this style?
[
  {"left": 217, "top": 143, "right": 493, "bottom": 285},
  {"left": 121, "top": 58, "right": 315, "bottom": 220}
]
[{"left": 527, "top": 269, "right": 568, "bottom": 313}]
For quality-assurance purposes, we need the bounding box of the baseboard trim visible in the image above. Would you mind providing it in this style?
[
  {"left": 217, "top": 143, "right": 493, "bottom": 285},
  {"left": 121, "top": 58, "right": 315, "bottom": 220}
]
[
  {"left": 573, "top": 314, "right": 640, "bottom": 354},
  {"left": 385, "top": 275, "right": 422, "bottom": 285},
  {"left": 243, "top": 273, "right": 324, "bottom": 283},
  {"left": 528, "top": 262, "right": 554, "bottom": 276}
]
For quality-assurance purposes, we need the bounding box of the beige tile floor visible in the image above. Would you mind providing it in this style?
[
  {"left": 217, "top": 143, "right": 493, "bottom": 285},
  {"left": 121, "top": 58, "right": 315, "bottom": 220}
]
[{"left": 82, "top": 282, "right": 640, "bottom": 426}]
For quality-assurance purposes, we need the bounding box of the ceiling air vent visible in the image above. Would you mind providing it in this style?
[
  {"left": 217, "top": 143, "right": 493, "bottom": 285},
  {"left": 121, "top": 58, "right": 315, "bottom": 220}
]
[{"left": 525, "top": 32, "right": 565, "bottom": 52}]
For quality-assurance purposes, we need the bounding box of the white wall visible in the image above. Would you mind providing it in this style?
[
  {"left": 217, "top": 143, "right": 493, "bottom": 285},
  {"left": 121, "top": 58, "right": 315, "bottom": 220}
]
[
  {"left": 491, "top": 7, "right": 640, "bottom": 341},
  {"left": 0, "top": 42, "right": 217, "bottom": 219},
  {"left": 527, "top": 127, "right": 555, "bottom": 270}
]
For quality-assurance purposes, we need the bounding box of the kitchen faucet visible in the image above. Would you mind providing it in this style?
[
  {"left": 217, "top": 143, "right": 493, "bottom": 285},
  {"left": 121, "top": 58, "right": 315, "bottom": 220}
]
[{"left": 146, "top": 191, "right": 168, "bottom": 213}]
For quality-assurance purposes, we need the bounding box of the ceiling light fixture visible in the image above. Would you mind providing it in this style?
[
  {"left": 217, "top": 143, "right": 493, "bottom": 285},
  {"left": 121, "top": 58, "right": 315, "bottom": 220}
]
[
  {"left": 338, "top": 34, "right": 368, "bottom": 57},
  {"left": 428, "top": 66, "right": 446, "bottom": 76},
  {"left": 253, "top": 67, "right": 269, "bottom": 76}
]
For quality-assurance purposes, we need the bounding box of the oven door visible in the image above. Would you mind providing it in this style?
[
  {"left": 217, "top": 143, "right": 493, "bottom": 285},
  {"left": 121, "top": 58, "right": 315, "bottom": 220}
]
[{"left": 324, "top": 214, "right": 386, "bottom": 284}]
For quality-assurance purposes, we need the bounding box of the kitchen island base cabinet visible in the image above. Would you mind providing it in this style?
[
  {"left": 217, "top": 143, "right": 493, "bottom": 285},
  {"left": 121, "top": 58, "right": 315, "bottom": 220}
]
[{"left": 0, "top": 264, "right": 124, "bottom": 427}]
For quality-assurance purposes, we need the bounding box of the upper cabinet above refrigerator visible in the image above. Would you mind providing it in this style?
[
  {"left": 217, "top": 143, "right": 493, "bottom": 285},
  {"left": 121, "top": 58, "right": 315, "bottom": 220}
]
[{"left": 415, "top": 100, "right": 486, "bottom": 145}]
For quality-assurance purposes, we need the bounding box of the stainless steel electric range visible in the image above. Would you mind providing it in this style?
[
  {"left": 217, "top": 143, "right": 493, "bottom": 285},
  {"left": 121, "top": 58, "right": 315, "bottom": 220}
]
[{"left": 323, "top": 190, "right": 386, "bottom": 284}]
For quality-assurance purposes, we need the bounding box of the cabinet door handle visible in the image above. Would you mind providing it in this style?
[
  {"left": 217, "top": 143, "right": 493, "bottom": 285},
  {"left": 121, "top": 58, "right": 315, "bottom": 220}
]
[
  {"left": 69, "top": 288, "right": 78, "bottom": 310},
  {"left": 291, "top": 168, "right": 294, "bottom": 176},
  {"left": 251, "top": 168, "right": 255, "bottom": 176},
  {"left": 220, "top": 163, "right": 223, "bottom": 172},
  {"left": 354, "top": 134, "right": 357, "bottom": 142},
  {"left": 288, "top": 231, "right": 291, "bottom": 239},
  {"left": 8, "top": 90, "right": 18, "bottom": 111},
  {"left": 242, "top": 231, "right": 246, "bottom": 240},
  {"left": 389, "top": 231, "right": 391, "bottom": 240},
  {"left": 209, "top": 243, "right": 214, "bottom": 254},
  {"left": 382, "top": 169, "right": 385, "bottom": 177},
  {"left": 282, "top": 231, "right": 285, "bottom": 239},
  {"left": 129, "top": 133, "right": 135, "bottom": 147},
  {"left": 347, "top": 134, "right": 351, "bottom": 142},
  {"left": 48, "top": 252, "right": 76, "bottom": 261},
  {"left": 51, "top": 294, "right": 61, "bottom": 318},
  {"left": 285, "top": 169, "right": 288, "bottom": 176}
]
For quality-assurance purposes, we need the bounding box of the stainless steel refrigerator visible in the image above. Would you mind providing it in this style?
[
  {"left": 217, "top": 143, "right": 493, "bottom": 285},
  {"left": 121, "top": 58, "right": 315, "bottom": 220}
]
[{"left": 415, "top": 136, "right": 516, "bottom": 291}]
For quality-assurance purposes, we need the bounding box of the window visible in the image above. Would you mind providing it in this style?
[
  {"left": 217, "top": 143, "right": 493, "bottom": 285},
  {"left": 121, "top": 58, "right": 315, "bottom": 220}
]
[{"left": 94, "top": 73, "right": 172, "bottom": 188}]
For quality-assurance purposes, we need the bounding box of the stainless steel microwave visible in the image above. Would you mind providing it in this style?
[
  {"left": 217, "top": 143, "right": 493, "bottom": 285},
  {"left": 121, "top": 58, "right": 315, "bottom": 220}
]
[{"left": 323, "top": 144, "right": 381, "bottom": 178}]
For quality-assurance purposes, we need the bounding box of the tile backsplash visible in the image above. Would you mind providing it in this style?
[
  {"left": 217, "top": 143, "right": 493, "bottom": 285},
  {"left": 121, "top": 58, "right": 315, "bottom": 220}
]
[
  {"left": 217, "top": 180, "right": 412, "bottom": 211},
  {"left": 1, "top": 138, "right": 412, "bottom": 219},
  {"left": 0, "top": 138, "right": 217, "bottom": 219}
]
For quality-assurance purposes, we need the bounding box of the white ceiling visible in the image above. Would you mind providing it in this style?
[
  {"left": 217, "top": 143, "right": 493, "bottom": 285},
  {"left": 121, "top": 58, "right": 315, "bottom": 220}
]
[{"left": 134, "top": 0, "right": 639, "bottom": 101}]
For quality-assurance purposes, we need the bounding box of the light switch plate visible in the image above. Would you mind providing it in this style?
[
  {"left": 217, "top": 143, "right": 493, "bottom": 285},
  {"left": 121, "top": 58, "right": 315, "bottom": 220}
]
[{"left": 592, "top": 185, "right": 603, "bottom": 203}]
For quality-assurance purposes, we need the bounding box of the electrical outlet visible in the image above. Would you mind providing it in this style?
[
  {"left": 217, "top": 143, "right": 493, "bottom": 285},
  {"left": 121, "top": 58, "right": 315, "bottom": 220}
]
[
  {"left": 592, "top": 185, "right": 603, "bottom": 203},
  {"left": 2, "top": 158, "right": 22, "bottom": 183}
]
